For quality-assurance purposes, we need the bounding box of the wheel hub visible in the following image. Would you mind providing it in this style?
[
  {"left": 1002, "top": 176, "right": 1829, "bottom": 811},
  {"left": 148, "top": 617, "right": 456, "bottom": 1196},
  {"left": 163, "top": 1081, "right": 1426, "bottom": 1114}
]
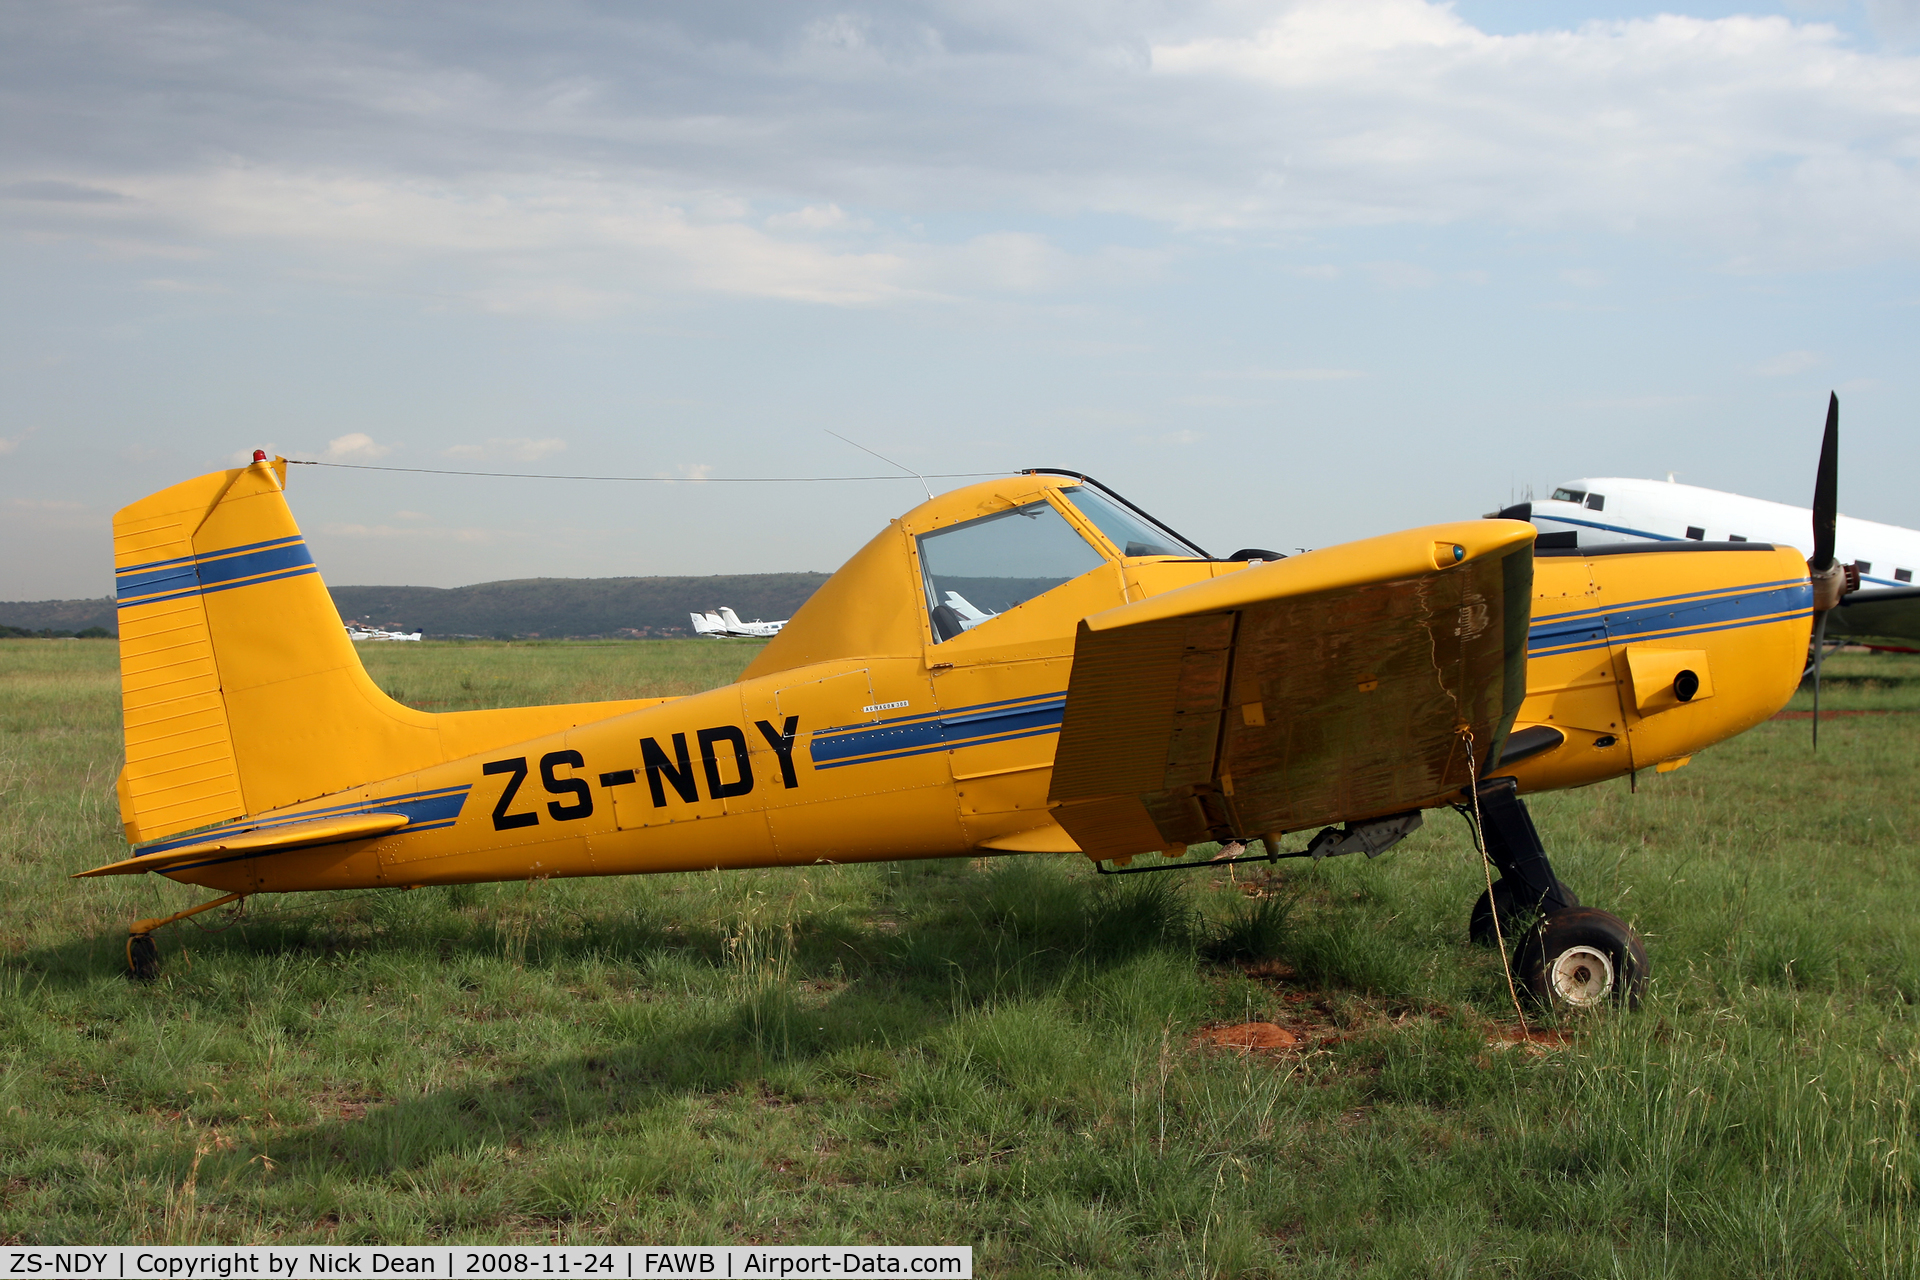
[{"left": 1548, "top": 943, "right": 1615, "bottom": 1007}]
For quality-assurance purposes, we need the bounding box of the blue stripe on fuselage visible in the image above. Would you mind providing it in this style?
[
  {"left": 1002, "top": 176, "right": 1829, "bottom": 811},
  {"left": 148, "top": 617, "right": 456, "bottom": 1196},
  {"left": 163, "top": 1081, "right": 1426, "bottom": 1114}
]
[
  {"left": 1530, "top": 581, "right": 1813, "bottom": 656},
  {"left": 810, "top": 695, "right": 1067, "bottom": 769}
]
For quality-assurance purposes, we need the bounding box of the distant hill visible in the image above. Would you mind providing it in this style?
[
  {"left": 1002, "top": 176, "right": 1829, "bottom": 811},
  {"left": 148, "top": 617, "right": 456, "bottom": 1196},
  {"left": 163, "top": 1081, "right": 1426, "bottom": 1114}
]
[{"left": 0, "top": 573, "right": 829, "bottom": 639}]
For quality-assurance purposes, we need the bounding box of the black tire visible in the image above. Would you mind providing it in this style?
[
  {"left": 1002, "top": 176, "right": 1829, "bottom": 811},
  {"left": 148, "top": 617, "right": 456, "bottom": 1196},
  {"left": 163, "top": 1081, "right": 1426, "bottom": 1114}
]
[
  {"left": 1468, "top": 878, "right": 1578, "bottom": 946},
  {"left": 1514, "top": 908, "right": 1648, "bottom": 1010},
  {"left": 1468, "top": 880, "right": 1519, "bottom": 947},
  {"left": 127, "top": 934, "right": 160, "bottom": 982}
]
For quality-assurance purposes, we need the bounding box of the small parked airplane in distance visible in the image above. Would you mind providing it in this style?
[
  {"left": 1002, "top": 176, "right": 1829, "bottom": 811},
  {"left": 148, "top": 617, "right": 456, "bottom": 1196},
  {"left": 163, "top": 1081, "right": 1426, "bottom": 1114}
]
[
  {"left": 689, "top": 607, "right": 787, "bottom": 639},
  {"left": 344, "top": 624, "right": 422, "bottom": 642},
  {"left": 92, "top": 397, "right": 1860, "bottom": 1013}
]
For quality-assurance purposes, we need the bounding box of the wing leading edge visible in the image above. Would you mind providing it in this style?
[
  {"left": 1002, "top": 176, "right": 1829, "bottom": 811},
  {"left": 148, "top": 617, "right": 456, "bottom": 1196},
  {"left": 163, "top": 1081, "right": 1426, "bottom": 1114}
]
[{"left": 1049, "top": 521, "right": 1536, "bottom": 860}]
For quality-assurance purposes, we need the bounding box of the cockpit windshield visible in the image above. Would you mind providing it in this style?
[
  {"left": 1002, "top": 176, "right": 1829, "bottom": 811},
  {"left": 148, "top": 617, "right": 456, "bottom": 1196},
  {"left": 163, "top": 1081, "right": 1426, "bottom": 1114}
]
[
  {"left": 918, "top": 500, "right": 1107, "bottom": 642},
  {"left": 1061, "top": 484, "right": 1203, "bottom": 558}
]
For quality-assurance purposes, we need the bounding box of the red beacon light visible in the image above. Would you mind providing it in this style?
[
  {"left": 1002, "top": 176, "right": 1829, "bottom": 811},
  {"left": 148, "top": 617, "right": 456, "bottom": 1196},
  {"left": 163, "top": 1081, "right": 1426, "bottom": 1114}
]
[{"left": 252, "top": 450, "right": 267, "bottom": 462}]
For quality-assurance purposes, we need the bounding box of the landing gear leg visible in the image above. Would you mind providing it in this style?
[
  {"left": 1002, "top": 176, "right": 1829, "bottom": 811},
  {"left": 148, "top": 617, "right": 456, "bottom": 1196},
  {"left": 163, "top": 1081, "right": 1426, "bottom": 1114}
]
[
  {"left": 1465, "top": 778, "right": 1647, "bottom": 1010},
  {"left": 124, "top": 892, "right": 245, "bottom": 981},
  {"left": 1466, "top": 778, "right": 1577, "bottom": 945}
]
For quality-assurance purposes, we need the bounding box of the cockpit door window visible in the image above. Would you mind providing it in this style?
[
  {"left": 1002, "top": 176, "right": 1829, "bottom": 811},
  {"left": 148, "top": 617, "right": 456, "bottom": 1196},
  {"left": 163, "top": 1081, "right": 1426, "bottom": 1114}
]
[
  {"left": 1060, "top": 485, "right": 1203, "bottom": 558},
  {"left": 917, "top": 501, "right": 1108, "bottom": 642}
]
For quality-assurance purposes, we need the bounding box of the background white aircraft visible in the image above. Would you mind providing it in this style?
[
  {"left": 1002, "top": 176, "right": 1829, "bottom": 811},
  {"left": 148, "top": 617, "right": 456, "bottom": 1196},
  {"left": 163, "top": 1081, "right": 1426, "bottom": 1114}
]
[
  {"left": 1491, "top": 408, "right": 1920, "bottom": 645},
  {"left": 1495, "top": 477, "right": 1920, "bottom": 589},
  {"left": 689, "top": 607, "right": 787, "bottom": 638},
  {"left": 344, "top": 624, "right": 422, "bottom": 641}
]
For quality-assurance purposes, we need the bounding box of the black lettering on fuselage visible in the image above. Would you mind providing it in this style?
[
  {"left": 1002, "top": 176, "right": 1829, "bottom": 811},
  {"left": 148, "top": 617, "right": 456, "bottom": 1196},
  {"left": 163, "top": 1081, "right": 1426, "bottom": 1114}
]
[
  {"left": 698, "top": 725, "right": 753, "bottom": 799},
  {"left": 482, "top": 757, "right": 539, "bottom": 830},
  {"left": 642, "top": 733, "right": 700, "bottom": 806},
  {"left": 541, "top": 749, "right": 593, "bottom": 820},
  {"left": 628, "top": 719, "right": 801, "bottom": 810},
  {"left": 754, "top": 716, "right": 800, "bottom": 789}
]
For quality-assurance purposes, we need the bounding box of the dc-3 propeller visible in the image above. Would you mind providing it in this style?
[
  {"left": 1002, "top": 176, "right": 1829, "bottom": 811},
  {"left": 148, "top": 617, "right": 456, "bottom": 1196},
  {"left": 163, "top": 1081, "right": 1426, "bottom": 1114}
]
[{"left": 1806, "top": 391, "right": 1859, "bottom": 749}]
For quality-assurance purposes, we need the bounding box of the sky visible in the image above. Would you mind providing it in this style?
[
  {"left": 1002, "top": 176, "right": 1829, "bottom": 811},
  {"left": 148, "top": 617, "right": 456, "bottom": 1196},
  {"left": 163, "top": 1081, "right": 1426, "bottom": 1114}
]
[{"left": 4, "top": 0, "right": 1918, "bottom": 599}]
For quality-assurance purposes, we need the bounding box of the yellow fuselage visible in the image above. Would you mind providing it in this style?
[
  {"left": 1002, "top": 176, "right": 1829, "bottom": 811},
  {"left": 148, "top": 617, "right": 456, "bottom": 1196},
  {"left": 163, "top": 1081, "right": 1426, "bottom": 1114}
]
[{"left": 110, "top": 470, "right": 1812, "bottom": 895}]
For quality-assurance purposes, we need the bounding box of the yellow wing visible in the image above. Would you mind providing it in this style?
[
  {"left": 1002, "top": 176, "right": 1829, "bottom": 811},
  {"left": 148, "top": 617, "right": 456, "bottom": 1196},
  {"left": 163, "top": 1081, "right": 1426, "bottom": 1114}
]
[
  {"left": 1048, "top": 521, "right": 1536, "bottom": 860},
  {"left": 1828, "top": 586, "right": 1920, "bottom": 643}
]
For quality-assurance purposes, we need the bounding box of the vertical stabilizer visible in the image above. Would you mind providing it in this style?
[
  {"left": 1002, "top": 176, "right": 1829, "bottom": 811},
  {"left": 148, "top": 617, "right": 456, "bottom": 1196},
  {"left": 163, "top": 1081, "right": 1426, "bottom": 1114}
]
[
  {"left": 113, "top": 457, "right": 440, "bottom": 841},
  {"left": 112, "top": 457, "right": 672, "bottom": 846}
]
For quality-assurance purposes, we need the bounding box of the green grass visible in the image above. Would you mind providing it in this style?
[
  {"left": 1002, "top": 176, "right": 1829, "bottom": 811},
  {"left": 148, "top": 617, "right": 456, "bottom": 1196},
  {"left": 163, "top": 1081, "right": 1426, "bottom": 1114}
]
[
  {"left": 353, "top": 637, "right": 770, "bottom": 709},
  {"left": 4, "top": 638, "right": 1920, "bottom": 1276}
]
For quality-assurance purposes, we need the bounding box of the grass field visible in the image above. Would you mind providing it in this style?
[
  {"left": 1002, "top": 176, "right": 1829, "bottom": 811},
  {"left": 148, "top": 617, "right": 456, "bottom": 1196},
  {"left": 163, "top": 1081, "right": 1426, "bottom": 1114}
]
[{"left": 3, "top": 637, "right": 1919, "bottom": 1276}]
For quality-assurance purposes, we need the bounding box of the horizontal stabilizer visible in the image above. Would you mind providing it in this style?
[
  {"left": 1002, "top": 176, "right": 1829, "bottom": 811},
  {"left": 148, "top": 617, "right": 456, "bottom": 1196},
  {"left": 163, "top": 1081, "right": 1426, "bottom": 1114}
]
[{"left": 74, "top": 812, "right": 409, "bottom": 878}]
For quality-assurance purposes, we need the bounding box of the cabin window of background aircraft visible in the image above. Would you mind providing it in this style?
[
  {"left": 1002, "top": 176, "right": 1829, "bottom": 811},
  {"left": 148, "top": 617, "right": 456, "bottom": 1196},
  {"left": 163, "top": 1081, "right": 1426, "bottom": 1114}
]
[
  {"left": 1686, "top": 527, "right": 1705, "bottom": 540},
  {"left": 1899, "top": 569, "right": 1913, "bottom": 583},
  {"left": 1550, "top": 488, "right": 1606, "bottom": 511}
]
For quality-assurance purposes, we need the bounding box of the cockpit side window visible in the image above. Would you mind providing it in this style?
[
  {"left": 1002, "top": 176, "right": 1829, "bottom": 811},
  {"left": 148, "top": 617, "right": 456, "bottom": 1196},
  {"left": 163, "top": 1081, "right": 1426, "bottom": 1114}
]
[
  {"left": 917, "top": 500, "right": 1108, "bottom": 642},
  {"left": 1551, "top": 488, "right": 1587, "bottom": 504},
  {"left": 1060, "top": 485, "right": 1203, "bottom": 558}
]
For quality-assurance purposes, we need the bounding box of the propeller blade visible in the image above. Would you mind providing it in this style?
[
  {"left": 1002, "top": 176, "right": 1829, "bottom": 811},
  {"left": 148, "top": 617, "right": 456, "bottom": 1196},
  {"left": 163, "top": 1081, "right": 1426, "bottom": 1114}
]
[
  {"left": 1811, "top": 392, "right": 1839, "bottom": 572},
  {"left": 1811, "top": 609, "right": 1830, "bottom": 751}
]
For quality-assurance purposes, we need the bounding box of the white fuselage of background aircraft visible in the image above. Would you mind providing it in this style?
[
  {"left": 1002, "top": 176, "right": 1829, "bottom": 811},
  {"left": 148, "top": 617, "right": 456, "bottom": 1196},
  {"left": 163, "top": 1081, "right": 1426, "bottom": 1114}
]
[{"left": 1520, "top": 477, "right": 1920, "bottom": 590}]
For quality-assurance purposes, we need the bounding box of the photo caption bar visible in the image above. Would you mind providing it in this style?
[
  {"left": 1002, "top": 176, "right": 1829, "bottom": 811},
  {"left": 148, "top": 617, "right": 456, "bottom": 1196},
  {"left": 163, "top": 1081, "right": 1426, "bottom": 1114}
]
[{"left": 0, "top": 1246, "right": 970, "bottom": 1279}]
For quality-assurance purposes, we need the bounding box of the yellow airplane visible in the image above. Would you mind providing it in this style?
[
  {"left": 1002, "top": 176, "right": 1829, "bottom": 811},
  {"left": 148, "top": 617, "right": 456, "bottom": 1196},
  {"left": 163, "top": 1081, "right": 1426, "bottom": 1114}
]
[{"left": 90, "top": 411, "right": 1846, "bottom": 1010}]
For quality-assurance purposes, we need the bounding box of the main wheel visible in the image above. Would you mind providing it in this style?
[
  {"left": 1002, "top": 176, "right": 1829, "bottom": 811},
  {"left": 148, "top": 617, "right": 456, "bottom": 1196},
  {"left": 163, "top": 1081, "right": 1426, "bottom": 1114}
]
[
  {"left": 127, "top": 934, "right": 160, "bottom": 982},
  {"left": 1514, "top": 908, "right": 1648, "bottom": 1010},
  {"left": 1468, "top": 878, "right": 1578, "bottom": 947}
]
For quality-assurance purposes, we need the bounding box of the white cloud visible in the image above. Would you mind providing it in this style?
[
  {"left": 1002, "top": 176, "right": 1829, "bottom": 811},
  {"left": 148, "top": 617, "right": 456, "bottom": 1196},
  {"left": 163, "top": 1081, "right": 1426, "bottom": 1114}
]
[
  {"left": 0, "top": 437, "right": 19, "bottom": 456},
  {"left": 321, "top": 522, "right": 491, "bottom": 543},
  {"left": 1867, "top": 0, "right": 1920, "bottom": 43},
  {"left": 140, "top": 277, "right": 224, "bottom": 293},
  {"left": 444, "top": 437, "right": 568, "bottom": 463},
  {"left": 1204, "top": 368, "right": 1364, "bottom": 381},
  {"left": 1366, "top": 261, "right": 1440, "bottom": 290},
  {"left": 1148, "top": 6, "right": 1920, "bottom": 261},
  {"left": 321, "top": 432, "right": 394, "bottom": 462},
  {"left": 1755, "top": 349, "right": 1826, "bottom": 376},
  {"left": 765, "top": 203, "right": 870, "bottom": 232},
  {"left": 3, "top": 0, "right": 1919, "bottom": 315}
]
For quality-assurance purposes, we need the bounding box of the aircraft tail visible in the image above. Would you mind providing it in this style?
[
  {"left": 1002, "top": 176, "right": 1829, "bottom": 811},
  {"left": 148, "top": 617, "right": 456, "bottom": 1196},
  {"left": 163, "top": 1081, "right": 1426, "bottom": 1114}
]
[
  {"left": 111, "top": 456, "right": 659, "bottom": 844},
  {"left": 718, "top": 607, "right": 746, "bottom": 629}
]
